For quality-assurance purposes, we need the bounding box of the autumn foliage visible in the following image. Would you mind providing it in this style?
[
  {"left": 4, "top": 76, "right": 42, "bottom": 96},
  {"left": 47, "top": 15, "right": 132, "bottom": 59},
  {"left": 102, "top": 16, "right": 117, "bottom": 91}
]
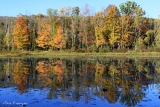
[
  {"left": 13, "top": 60, "right": 29, "bottom": 93},
  {"left": 0, "top": 1, "right": 160, "bottom": 52},
  {"left": 94, "top": 12, "right": 106, "bottom": 48},
  {"left": 53, "top": 26, "right": 63, "bottom": 49},
  {"left": 36, "top": 61, "right": 52, "bottom": 87},
  {"left": 13, "top": 16, "right": 30, "bottom": 49},
  {"left": 36, "top": 20, "right": 51, "bottom": 49},
  {"left": 53, "top": 61, "right": 63, "bottom": 83}
]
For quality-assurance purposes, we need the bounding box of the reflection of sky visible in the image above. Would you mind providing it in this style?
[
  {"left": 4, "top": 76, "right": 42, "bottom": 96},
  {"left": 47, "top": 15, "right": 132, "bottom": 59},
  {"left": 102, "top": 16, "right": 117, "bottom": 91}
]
[
  {"left": 138, "top": 84, "right": 160, "bottom": 107},
  {"left": 0, "top": 84, "right": 160, "bottom": 107}
]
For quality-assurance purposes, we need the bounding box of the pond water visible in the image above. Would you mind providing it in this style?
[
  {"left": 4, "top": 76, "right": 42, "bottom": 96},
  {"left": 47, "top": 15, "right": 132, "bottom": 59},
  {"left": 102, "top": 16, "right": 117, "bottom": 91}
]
[{"left": 0, "top": 57, "right": 160, "bottom": 107}]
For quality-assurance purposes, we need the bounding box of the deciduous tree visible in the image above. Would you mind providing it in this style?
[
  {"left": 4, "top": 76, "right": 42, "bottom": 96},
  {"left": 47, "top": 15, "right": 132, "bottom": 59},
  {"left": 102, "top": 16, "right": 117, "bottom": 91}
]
[
  {"left": 13, "top": 16, "right": 30, "bottom": 50},
  {"left": 94, "top": 11, "right": 106, "bottom": 48},
  {"left": 54, "top": 26, "right": 63, "bottom": 49},
  {"left": 104, "top": 5, "right": 121, "bottom": 49},
  {"left": 36, "top": 19, "right": 51, "bottom": 50}
]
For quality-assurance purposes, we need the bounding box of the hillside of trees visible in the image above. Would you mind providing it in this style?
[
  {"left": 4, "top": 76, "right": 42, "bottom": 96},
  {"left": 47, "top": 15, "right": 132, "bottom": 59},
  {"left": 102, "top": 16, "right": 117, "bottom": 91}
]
[{"left": 0, "top": 1, "right": 160, "bottom": 53}]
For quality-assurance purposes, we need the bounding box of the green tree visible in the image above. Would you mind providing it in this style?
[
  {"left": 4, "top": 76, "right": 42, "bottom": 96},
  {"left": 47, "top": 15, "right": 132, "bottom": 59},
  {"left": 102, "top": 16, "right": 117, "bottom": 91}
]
[
  {"left": 120, "top": 1, "right": 145, "bottom": 49},
  {"left": 28, "top": 15, "right": 38, "bottom": 51},
  {"left": 0, "top": 22, "right": 5, "bottom": 51}
]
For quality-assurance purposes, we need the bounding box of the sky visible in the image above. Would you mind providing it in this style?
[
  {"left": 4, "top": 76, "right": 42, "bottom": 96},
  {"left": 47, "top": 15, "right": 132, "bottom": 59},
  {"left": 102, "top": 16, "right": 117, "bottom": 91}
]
[{"left": 0, "top": 0, "right": 159, "bottom": 18}]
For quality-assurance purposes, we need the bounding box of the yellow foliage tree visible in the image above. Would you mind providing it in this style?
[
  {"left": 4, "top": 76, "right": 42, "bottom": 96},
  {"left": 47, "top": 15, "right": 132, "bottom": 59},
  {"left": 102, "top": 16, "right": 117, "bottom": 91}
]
[
  {"left": 121, "top": 15, "right": 134, "bottom": 48},
  {"left": 104, "top": 5, "right": 121, "bottom": 48},
  {"left": 94, "top": 12, "right": 106, "bottom": 48}
]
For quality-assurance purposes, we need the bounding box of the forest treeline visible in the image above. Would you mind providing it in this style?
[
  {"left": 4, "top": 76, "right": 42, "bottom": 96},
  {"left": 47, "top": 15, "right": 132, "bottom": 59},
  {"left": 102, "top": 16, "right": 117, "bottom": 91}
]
[{"left": 1, "top": 1, "right": 160, "bottom": 52}]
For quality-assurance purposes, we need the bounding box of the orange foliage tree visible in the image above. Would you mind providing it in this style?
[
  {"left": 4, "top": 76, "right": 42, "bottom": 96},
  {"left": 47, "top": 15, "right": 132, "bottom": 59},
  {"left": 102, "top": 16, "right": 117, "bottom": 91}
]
[
  {"left": 53, "top": 26, "right": 63, "bottom": 49},
  {"left": 13, "top": 16, "right": 30, "bottom": 49},
  {"left": 36, "top": 19, "right": 51, "bottom": 50}
]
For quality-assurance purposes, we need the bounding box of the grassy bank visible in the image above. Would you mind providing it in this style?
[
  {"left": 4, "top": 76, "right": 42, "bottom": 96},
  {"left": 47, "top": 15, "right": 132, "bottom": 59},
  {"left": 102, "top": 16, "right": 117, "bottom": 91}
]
[{"left": 1, "top": 50, "right": 160, "bottom": 58}]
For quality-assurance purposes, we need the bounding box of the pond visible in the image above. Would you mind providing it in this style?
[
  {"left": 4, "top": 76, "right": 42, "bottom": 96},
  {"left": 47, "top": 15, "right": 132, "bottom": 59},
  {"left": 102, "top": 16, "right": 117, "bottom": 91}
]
[{"left": 0, "top": 57, "right": 160, "bottom": 107}]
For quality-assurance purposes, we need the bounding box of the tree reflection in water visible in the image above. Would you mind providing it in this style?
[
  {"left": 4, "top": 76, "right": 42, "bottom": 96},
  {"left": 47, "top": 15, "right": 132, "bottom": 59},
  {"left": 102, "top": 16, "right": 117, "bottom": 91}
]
[
  {"left": 0, "top": 57, "right": 159, "bottom": 107},
  {"left": 13, "top": 59, "right": 29, "bottom": 93}
]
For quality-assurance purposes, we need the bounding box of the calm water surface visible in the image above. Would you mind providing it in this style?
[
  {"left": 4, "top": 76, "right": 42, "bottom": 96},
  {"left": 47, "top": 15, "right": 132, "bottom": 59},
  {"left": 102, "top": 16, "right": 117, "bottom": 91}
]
[{"left": 0, "top": 57, "right": 160, "bottom": 107}]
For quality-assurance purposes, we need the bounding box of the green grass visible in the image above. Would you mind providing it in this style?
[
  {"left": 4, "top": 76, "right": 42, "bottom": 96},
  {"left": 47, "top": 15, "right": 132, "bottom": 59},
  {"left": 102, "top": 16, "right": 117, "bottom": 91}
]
[{"left": 0, "top": 50, "right": 160, "bottom": 58}]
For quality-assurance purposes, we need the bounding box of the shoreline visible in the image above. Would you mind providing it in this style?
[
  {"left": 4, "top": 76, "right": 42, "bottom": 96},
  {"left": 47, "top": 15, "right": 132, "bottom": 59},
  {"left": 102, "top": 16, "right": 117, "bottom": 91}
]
[{"left": 1, "top": 51, "right": 160, "bottom": 58}]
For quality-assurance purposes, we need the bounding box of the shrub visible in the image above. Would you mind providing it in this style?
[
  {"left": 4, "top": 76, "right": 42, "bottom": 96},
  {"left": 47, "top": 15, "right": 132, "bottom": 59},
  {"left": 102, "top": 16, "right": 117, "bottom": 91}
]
[
  {"left": 88, "top": 45, "right": 97, "bottom": 52},
  {"left": 98, "top": 46, "right": 110, "bottom": 53}
]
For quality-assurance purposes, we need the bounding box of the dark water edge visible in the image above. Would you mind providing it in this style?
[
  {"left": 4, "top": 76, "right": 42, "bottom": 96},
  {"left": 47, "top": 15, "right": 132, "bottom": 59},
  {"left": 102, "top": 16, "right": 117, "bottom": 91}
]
[{"left": 0, "top": 57, "right": 160, "bottom": 107}]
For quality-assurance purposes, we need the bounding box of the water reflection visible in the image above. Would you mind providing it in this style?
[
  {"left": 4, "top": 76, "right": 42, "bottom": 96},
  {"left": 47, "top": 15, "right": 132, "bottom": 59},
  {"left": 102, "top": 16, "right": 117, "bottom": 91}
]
[{"left": 0, "top": 58, "right": 160, "bottom": 107}]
